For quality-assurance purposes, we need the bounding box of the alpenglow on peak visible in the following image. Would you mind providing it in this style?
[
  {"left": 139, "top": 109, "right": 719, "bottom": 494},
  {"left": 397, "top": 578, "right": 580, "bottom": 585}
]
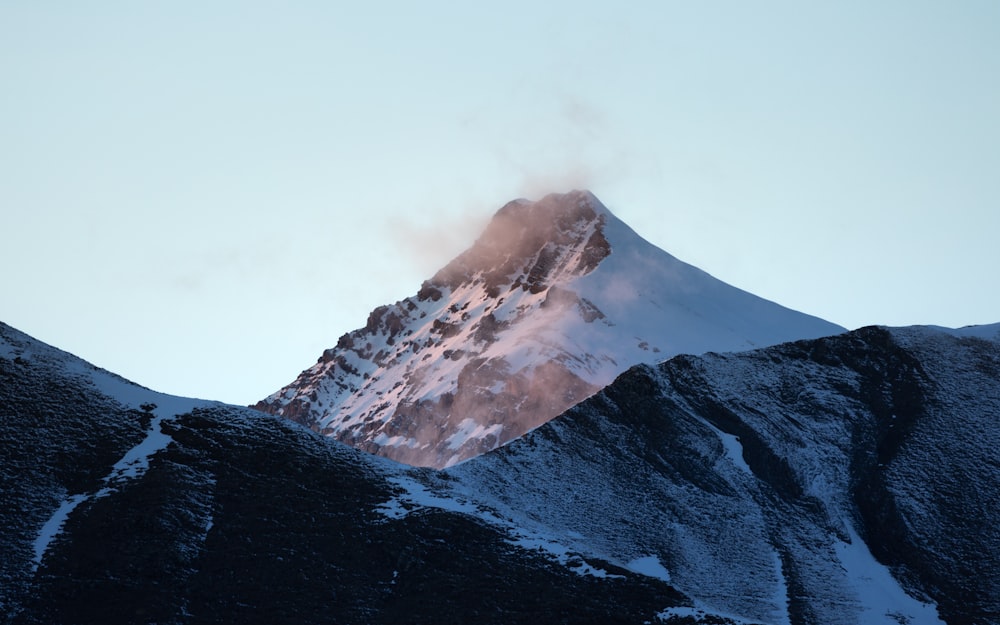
[{"left": 255, "top": 191, "right": 844, "bottom": 467}]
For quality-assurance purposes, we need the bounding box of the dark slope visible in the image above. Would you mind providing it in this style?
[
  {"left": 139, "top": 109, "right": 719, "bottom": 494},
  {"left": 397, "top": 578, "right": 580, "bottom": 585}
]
[
  {"left": 449, "top": 325, "right": 1000, "bottom": 625},
  {"left": 0, "top": 334, "right": 150, "bottom": 619},
  {"left": 0, "top": 322, "right": 685, "bottom": 625}
]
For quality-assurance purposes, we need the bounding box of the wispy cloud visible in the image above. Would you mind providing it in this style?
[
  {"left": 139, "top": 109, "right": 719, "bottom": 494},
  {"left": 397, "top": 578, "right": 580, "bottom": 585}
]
[
  {"left": 385, "top": 203, "right": 493, "bottom": 277},
  {"left": 491, "top": 90, "right": 644, "bottom": 200}
]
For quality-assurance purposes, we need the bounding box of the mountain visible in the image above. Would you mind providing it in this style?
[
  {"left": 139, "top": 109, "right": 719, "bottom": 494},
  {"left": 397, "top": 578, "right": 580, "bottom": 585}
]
[
  {"left": 255, "top": 190, "right": 844, "bottom": 468},
  {"left": 0, "top": 322, "right": 685, "bottom": 625},
  {"left": 446, "top": 323, "right": 1000, "bottom": 625},
  {"left": 3, "top": 320, "right": 998, "bottom": 623}
]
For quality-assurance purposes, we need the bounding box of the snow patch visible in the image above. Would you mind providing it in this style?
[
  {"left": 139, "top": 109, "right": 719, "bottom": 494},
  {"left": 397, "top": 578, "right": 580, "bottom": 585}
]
[
  {"left": 444, "top": 418, "right": 503, "bottom": 450},
  {"left": 626, "top": 555, "right": 670, "bottom": 581},
  {"left": 32, "top": 494, "right": 87, "bottom": 568},
  {"left": 657, "top": 606, "right": 758, "bottom": 624},
  {"left": 94, "top": 412, "right": 174, "bottom": 497},
  {"left": 714, "top": 428, "right": 752, "bottom": 475},
  {"left": 31, "top": 373, "right": 209, "bottom": 568},
  {"left": 511, "top": 535, "right": 624, "bottom": 579},
  {"left": 834, "top": 524, "right": 945, "bottom": 624},
  {"left": 32, "top": 410, "right": 179, "bottom": 567},
  {"left": 376, "top": 475, "right": 482, "bottom": 520},
  {"left": 373, "top": 433, "right": 420, "bottom": 449},
  {"left": 769, "top": 547, "right": 791, "bottom": 625},
  {"left": 376, "top": 474, "right": 624, "bottom": 579}
]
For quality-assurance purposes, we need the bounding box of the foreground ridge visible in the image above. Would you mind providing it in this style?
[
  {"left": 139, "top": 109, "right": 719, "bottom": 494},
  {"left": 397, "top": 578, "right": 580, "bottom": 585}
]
[
  {"left": 449, "top": 323, "right": 1000, "bottom": 624},
  {"left": 0, "top": 321, "right": 686, "bottom": 624},
  {"left": 4, "top": 320, "right": 997, "bottom": 623}
]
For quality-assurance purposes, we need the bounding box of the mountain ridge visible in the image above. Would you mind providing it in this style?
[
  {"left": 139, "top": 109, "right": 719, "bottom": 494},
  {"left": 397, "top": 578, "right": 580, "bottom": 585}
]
[
  {"left": 3, "top": 319, "right": 998, "bottom": 623},
  {"left": 446, "top": 323, "right": 1000, "bottom": 624},
  {"left": 0, "top": 320, "right": 688, "bottom": 624}
]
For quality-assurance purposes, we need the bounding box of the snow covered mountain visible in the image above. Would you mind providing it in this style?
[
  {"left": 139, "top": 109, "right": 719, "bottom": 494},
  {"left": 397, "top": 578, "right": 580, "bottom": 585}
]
[
  {"left": 255, "top": 191, "right": 844, "bottom": 468},
  {"left": 3, "top": 320, "right": 998, "bottom": 623}
]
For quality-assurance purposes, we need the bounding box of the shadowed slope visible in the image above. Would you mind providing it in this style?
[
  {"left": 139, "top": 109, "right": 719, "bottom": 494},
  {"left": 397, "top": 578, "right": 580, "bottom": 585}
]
[
  {"left": 0, "top": 321, "right": 688, "bottom": 625},
  {"left": 449, "top": 324, "right": 1000, "bottom": 625}
]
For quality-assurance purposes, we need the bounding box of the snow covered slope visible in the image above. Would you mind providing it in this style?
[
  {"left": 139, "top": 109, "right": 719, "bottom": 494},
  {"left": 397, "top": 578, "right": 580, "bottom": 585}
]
[
  {"left": 445, "top": 324, "right": 1000, "bottom": 625},
  {"left": 256, "top": 190, "right": 844, "bottom": 467}
]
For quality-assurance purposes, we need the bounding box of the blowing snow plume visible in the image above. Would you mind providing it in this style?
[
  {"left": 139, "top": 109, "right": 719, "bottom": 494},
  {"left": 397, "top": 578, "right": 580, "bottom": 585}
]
[{"left": 255, "top": 191, "right": 844, "bottom": 468}]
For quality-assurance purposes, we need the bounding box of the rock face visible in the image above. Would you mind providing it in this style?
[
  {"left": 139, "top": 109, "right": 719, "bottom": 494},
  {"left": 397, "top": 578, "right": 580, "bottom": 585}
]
[{"left": 255, "top": 190, "right": 843, "bottom": 468}]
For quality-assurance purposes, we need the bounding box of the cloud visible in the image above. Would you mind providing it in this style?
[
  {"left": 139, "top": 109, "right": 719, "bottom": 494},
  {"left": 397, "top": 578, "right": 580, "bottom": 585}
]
[
  {"left": 383, "top": 89, "right": 645, "bottom": 282},
  {"left": 385, "top": 203, "right": 493, "bottom": 278},
  {"left": 490, "top": 91, "right": 642, "bottom": 200}
]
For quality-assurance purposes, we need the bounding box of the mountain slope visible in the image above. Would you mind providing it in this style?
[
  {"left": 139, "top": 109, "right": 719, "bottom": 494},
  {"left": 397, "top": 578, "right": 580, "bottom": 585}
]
[
  {"left": 3, "top": 320, "right": 997, "bottom": 624},
  {"left": 446, "top": 324, "right": 1000, "bottom": 625},
  {"left": 0, "top": 322, "right": 690, "bottom": 624},
  {"left": 256, "top": 190, "right": 844, "bottom": 467}
]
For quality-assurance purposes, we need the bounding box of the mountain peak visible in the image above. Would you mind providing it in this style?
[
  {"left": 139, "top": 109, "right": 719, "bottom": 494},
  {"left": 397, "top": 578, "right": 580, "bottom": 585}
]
[
  {"left": 425, "top": 190, "right": 611, "bottom": 298},
  {"left": 256, "top": 191, "right": 844, "bottom": 468}
]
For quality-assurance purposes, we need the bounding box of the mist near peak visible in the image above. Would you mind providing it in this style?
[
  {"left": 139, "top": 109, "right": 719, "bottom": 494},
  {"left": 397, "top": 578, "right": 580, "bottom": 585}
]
[{"left": 384, "top": 200, "right": 494, "bottom": 280}]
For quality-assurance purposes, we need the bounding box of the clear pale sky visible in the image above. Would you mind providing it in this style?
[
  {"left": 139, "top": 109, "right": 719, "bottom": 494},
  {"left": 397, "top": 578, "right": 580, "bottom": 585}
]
[{"left": 3, "top": 2, "right": 998, "bottom": 405}]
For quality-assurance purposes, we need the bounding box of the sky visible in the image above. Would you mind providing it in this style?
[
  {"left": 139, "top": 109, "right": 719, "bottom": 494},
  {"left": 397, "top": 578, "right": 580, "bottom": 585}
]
[{"left": 2, "top": 2, "right": 998, "bottom": 405}]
